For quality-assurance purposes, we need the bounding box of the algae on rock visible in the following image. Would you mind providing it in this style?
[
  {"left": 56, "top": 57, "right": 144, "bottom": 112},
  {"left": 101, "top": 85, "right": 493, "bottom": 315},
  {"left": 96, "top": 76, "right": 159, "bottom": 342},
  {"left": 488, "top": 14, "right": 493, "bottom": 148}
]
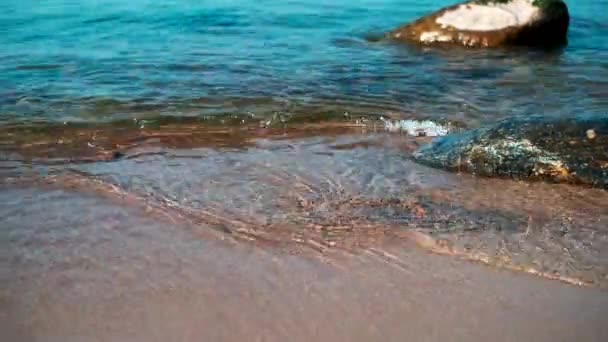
[{"left": 413, "top": 114, "right": 608, "bottom": 189}]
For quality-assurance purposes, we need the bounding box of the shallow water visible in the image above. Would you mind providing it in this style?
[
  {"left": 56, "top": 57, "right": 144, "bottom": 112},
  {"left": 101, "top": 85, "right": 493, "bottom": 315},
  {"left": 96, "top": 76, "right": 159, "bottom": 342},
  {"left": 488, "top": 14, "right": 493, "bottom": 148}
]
[
  {"left": 2, "top": 126, "right": 608, "bottom": 287},
  {"left": 1, "top": 0, "right": 608, "bottom": 282}
]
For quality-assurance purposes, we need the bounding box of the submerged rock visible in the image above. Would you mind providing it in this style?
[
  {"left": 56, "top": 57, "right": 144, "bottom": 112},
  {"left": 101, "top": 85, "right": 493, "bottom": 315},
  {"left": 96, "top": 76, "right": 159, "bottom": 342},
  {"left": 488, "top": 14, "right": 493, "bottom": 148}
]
[
  {"left": 388, "top": 0, "right": 569, "bottom": 48},
  {"left": 413, "top": 114, "right": 608, "bottom": 188}
]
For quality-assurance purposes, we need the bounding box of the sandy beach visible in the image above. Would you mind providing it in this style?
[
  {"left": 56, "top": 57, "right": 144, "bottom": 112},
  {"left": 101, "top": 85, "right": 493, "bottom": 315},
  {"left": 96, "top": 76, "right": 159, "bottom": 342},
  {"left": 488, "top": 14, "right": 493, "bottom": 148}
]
[
  {"left": 2, "top": 127, "right": 607, "bottom": 342},
  {"left": 2, "top": 184, "right": 607, "bottom": 342}
]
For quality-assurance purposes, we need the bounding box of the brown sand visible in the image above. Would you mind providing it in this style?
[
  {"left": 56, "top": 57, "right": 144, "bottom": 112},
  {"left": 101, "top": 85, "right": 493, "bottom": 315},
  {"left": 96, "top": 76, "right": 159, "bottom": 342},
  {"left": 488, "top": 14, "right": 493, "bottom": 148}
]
[{"left": 1, "top": 185, "right": 607, "bottom": 342}]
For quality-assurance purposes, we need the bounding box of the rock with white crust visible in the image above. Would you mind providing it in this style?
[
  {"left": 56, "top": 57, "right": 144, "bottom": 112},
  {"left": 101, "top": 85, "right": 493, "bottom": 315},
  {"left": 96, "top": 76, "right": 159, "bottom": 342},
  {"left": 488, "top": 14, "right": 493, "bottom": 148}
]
[{"left": 388, "top": 0, "right": 569, "bottom": 48}]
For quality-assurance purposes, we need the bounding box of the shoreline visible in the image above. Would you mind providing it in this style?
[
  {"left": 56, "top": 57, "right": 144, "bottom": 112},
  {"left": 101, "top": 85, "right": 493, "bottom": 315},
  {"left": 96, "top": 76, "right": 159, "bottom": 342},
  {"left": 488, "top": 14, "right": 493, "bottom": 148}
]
[{"left": 2, "top": 126, "right": 607, "bottom": 341}]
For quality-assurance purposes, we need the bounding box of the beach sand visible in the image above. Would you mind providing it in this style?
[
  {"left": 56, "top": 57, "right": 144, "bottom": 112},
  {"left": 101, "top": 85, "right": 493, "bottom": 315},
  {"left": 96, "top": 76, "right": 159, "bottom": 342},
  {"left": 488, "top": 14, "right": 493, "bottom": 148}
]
[
  {"left": 1, "top": 183, "right": 607, "bottom": 342},
  {"left": 2, "top": 127, "right": 607, "bottom": 341}
]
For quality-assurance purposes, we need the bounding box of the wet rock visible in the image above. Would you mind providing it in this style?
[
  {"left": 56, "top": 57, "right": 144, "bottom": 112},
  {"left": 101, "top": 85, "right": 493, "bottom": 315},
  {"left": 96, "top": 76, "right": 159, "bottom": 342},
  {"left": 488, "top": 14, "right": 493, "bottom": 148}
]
[
  {"left": 413, "top": 114, "right": 608, "bottom": 188},
  {"left": 112, "top": 151, "right": 125, "bottom": 160},
  {"left": 388, "top": 0, "right": 569, "bottom": 48}
]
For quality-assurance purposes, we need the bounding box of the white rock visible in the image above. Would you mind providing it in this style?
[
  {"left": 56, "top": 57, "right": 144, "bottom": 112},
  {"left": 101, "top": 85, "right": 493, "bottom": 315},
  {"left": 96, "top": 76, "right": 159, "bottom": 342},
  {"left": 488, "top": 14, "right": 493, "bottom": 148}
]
[
  {"left": 390, "top": 1, "right": 570, "bottom": 49},
  {"left": 436, "top": 0, "right": 539, "bottom": 31}
]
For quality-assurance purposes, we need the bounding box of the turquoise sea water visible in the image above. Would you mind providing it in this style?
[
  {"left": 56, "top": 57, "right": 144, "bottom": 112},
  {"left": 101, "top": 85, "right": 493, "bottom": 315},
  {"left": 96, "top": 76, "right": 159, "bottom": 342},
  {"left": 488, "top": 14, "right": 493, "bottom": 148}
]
[{"left": 1, "top": 0, "right": 607, "bottom": 126}]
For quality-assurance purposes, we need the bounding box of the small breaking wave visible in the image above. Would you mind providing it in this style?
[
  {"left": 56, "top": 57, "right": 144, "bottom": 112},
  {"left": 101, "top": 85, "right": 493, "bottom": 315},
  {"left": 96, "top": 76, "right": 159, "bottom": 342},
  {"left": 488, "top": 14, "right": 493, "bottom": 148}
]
[{"left": 381, "top": 118, "right": 452, "bottom": 137}]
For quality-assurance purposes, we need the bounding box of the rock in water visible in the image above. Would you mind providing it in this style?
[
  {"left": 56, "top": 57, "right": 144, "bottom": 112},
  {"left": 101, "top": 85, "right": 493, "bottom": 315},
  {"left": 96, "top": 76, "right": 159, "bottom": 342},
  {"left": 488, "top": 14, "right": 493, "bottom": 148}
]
[
  {"left": 388, "top": 0, "right": 569, "bottom": 48},
  {"left": 413, "top": 114, "right": 608, "bottom": 189}
]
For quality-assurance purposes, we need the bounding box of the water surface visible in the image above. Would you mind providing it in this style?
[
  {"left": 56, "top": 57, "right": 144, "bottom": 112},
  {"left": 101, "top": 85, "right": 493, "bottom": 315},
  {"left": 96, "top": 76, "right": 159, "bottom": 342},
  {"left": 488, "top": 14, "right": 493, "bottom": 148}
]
[
  {"left": 2, "top": 2, "right": 608, "bottom": 340},
  {"left": 1, "top": 0, "right": 607, "bottom": 125}
]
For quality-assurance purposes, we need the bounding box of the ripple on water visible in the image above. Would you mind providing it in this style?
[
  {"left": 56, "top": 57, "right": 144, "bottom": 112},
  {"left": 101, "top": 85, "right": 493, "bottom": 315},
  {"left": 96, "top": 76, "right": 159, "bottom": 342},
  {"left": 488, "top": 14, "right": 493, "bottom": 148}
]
[
  {"left": 1, "top": 1, "right": 607, "bottom": 125},
  {"left": 2, "top": 123, "right": 606, "bottom": 287}
]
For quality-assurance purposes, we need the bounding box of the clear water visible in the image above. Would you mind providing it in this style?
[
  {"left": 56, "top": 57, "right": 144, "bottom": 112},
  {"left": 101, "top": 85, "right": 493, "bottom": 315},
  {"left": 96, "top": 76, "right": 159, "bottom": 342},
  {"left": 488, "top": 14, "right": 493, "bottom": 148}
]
[
  {"left": 3, "top": 4, "right": 608, "bottom": 336},
  {"left": 1, "top": 0, "right": 607, "bottom": 125}
]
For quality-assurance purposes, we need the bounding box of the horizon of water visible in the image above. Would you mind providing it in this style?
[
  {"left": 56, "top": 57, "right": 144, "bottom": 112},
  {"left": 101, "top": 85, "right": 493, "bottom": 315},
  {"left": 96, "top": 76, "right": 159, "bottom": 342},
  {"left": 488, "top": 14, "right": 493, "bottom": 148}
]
[{"left": 1, "top": 0, "right": 607, "bottom": 128}]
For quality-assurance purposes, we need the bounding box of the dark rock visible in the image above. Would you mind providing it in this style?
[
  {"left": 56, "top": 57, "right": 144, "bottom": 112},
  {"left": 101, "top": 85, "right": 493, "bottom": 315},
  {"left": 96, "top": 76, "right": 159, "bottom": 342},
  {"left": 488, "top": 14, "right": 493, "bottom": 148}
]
[
  {"left": 413, "top": 114, "right": 608, "bottom": 188},
  {"left": 112, "top": 151, "right": 125, "bottom": 160},
  {"left": 388, "top": 0, "right": 569, "bottom": 48}
]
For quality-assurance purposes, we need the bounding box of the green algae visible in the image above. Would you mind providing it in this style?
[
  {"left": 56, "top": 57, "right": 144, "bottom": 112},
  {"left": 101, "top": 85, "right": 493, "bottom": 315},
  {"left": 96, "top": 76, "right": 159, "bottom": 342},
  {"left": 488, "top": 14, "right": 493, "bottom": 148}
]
[{"left": 413, "top": 114, "right": 608, "bottom": 189}]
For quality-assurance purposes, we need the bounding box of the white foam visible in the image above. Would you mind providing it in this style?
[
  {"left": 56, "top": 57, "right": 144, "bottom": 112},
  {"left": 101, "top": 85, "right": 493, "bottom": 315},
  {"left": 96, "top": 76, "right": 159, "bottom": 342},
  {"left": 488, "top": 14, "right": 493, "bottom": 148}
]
[
  {"left": 383, "top": 119, "right": 450, "bottom": 137},
  {"left": 436, "top": 0, "right": 539, "bottom": 31}
]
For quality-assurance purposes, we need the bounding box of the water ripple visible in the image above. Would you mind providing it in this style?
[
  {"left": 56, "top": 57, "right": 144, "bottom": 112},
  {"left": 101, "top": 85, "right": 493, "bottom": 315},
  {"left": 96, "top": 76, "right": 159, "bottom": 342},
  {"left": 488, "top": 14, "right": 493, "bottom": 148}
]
[{"left": 1, "top": 0, "right": 606, "bottom": 126}]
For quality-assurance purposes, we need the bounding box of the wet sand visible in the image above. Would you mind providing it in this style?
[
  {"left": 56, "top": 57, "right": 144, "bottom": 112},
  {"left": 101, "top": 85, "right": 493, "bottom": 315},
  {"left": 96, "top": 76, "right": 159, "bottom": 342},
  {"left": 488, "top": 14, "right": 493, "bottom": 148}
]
[
  {"left": 1, "top": 124, "right": 608, "bottom": 341},
  {"left": 1, "top": 186, "right": 607, "bottom": 342}
]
